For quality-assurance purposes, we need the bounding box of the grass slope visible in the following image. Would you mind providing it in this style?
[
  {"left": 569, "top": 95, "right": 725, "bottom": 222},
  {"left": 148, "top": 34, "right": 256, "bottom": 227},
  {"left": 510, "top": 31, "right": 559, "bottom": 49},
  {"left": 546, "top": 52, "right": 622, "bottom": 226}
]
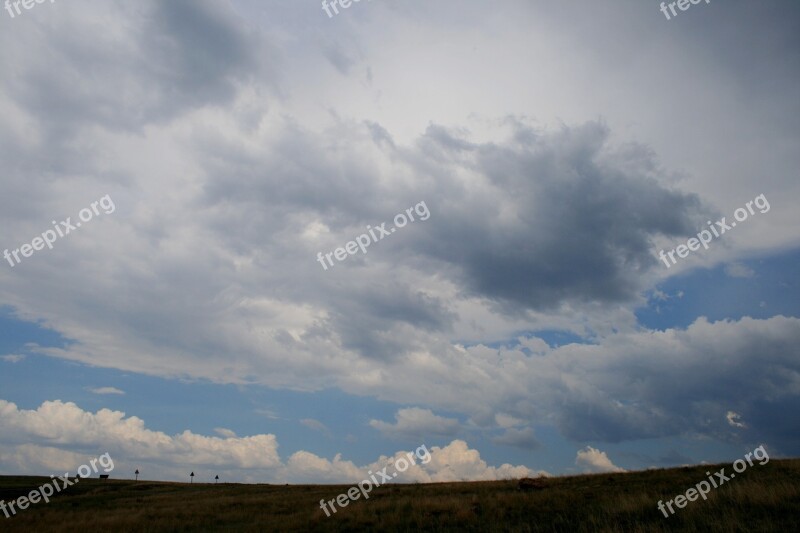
[{"left": 1, "top": 459, "right": 798, "bottom": 532}]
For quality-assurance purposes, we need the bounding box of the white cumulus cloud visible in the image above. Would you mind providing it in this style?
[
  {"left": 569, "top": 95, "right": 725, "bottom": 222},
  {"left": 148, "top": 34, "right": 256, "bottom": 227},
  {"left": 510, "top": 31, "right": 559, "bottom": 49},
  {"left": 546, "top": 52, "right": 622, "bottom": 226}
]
[
  {"left": 0, "top": 400, "right": 537, "bottom": 483},
  {"left": 575, "top": 446, "right": 626, "bottom": 474}
]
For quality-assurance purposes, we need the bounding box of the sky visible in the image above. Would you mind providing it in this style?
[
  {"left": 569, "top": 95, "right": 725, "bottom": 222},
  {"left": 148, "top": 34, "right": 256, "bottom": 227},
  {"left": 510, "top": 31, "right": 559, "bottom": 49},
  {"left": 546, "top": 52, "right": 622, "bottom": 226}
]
[{"left": 0, "top": 0, "right": 798, "bottom": 484}]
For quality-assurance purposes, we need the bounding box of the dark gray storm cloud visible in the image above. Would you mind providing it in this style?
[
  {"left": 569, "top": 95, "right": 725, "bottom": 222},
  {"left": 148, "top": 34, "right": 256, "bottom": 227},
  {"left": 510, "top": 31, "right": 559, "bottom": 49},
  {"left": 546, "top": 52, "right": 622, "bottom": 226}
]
[
  {"left": 537, "top": 316, "right": 800, "bottom": 450},
  {"left": 409, "top": 121, "right": 709, "bottom": 312}
]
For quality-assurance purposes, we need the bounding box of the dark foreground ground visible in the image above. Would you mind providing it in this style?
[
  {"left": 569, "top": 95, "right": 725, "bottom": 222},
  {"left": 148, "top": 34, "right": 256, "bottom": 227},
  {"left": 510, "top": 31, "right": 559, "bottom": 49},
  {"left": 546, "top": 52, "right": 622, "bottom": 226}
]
[{"left": 1, "top": 459, "right": 798, "bottom": 532}]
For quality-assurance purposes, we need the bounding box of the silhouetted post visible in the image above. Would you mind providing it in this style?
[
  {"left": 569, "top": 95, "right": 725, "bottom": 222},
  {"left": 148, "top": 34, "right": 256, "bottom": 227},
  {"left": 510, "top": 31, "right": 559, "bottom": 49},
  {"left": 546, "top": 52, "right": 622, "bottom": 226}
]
[
  {"left": 135, "top": 469, "right": 140, "bottom": 481},
  {"left": 215, "top": 475, "right": 219, "bottom": 484},
  {"left": 190, "top": 472, "right": 195, "bottom": 484}
]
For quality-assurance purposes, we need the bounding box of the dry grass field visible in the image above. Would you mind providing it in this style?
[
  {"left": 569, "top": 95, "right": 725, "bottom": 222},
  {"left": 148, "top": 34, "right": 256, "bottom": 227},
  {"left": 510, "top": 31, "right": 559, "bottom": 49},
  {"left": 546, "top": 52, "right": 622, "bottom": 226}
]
[{"left": 1, "top": 459, "right": 798, "bottom": 532}]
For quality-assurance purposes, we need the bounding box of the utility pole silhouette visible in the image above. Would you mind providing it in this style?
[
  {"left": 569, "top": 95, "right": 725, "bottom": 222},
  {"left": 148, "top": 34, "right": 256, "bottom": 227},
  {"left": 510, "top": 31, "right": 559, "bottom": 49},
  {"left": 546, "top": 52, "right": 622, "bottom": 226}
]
[
  {"left": 135, "top": 469, "right": 139, "bottom": 481},
  {"left": 190, "top": 472, "right": 195, "bottom": 484}
]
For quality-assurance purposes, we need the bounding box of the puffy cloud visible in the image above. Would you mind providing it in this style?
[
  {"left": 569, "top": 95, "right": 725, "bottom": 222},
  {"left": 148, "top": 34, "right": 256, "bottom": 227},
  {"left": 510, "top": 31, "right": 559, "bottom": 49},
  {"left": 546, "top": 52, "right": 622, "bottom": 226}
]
[
  {"left": 0, "top": 445, "right": 92, "bottom": 475},
  {"left": 283, "top": 440, "right": 542, "bottom": 485},
  {"left": 405, "top": 440, "right": 543, "bottom": 482},
  {"left": 0, "top": 400, "right": 281, "bottom": 474},
  {"left": 575, "top": 446, "right": 625, "bottom": 474},
  {"left": 0, "top": 400, "right": 537, "bottom": 483},
  {"left": 370, "top": 408, "right": 461, "bottom": 438},
  {"left": 284, "top": 451, "right": 363, "bottom": 484}
]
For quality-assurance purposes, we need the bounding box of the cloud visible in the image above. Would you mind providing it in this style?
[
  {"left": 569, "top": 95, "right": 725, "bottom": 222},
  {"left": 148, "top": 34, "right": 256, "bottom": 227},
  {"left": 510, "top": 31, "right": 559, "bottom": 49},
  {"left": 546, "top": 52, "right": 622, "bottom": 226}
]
[
  {"left": 651, "top": 289, "right": 670, "bottom": 301},
  {"left": 1, "top": 355, "right": 25, "bottom": 363},
  {"left": 321, "top": 39, "right": 357, "bottom": 76},
  {"left": 575, "top": 446, "right": 625, "bottom": 474},
  {"left": 492, "top": 427, "right": 542, "bottom": 450},
  {"left": 0, "top": 400, "right": 537, "bottom": 483},
  {"left": 534, "top": 316, "right": 800, "bottom": 449},
  {"left": 415, "top": 315, "right": 800, "bottom": 454},
  {"left": 284, "top": 439, "right": 545, "bottom": 484},
  {"left": 725, "top": 263, "right": 756, "bottom": 278},
  {"left": 313, "top": 315, "right": 800, "bottom": 455},
  {"left": 726, "top": 411, "right": 747, "bottom": 429},
  {"left": 411, "top": 440, "right": 546, "bottom": 482},
  {"left": 0, "top": 0, "right": 272, "bottom": 137},
  {"left": 214, "top": 428, "right": 237, "bottom": 439},
  {"left": 283, "top": 451, "right": 364, "bottom": 484},
  {"left": 86, "top": 387, "right": 125, "bottom": 395},
  {"left": 494, "top": 413, "right": 526, "bottom": 429},
  {"left": 0, "top": 444, "right": 96, "bottom": 475},
  {"left": 255, "top": 408, "right": 282, "bottom": 420},
  {"left": 0, "top": 0, "right": 798, "bottom": 475},
  {"left": 0, "top": 400, "right": 281, "bottom": 473},
  {"left": 0, "top": 27, "right": 789, "bottom": 450},
  {"left": 408, "top": 121, "right": 708, "bottom": 314},
  {"left": 0, "top": 113, "right": 708, "bottom": 386},
  {"left": 370, "top": 408, "right": 460, "bottom": 438},
  {"left": 300, "top": 418, "right": 332, "bottom": 437}
]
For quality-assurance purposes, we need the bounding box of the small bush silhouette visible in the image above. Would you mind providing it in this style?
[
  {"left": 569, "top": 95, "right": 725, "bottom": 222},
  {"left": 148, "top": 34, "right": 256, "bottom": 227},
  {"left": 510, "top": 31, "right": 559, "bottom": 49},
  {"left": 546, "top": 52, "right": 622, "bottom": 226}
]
[{"left": 518, "top": 477, "right": 547, "bottom": 491}]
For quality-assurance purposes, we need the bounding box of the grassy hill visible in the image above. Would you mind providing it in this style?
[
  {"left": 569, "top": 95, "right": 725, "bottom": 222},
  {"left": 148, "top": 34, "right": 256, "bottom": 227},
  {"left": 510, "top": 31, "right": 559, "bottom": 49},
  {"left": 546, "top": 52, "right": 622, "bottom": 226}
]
[{"left": 1, "top": 459, "right": 798, "bottom": 532}]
